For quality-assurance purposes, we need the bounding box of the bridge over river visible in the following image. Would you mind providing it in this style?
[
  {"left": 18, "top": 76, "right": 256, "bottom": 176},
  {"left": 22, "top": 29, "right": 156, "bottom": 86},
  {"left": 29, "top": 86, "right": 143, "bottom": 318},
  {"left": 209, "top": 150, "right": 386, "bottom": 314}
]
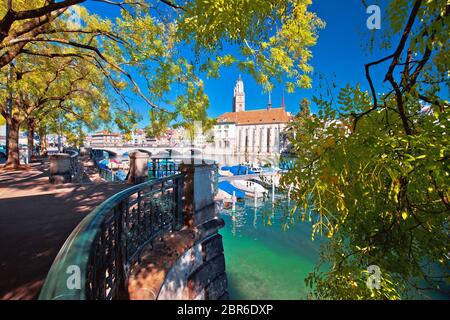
[{"left": 91, "top": 145, "right": 205, "bottom": 159}]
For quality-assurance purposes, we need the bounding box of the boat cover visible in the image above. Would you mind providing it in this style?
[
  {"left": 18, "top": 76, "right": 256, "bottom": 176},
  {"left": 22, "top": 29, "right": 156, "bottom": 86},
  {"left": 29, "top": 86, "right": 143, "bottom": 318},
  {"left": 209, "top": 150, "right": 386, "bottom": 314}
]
[{"left": 218, "top": 181, "right": 245, "bottom": 199}]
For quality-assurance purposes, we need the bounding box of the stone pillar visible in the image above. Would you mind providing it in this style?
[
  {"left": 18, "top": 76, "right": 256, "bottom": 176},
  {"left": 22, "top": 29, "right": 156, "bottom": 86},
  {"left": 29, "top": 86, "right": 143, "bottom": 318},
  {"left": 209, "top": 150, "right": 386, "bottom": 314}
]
[
  {"left": 49, "top": 153, "right": 72, "bottom": 184},
  {"left": 240, "top": 128, "right": 246, "bottom": 154},
  {"left": 248, "top": 127, "right": 253, "bottom": 154},
  {"left": 254, "top": 127, "right": 259, "bottom": 153},
  {"left": 269, "top": 127, "right": 275, "bottom": 153},
  {"left": 128, "top": 151, "right": 149, "bottom": 184},
  {"left": 275, "top": 126, "right": 280, "bottom": 153},
  {"left": 80, "top": 147, "right": 88, "bottom": 156},
  {"left": 262, "top": 127, "right": 268, "bottom": 154},
  {"left": 252, "top": 128, "right": 257, "bottom": 154},
  {"left": 238, "top": 128, "right": 245, "bottom": 153},
  {"left": 215, "top": 136, "right": 219, "bottom": 154},
  {"left": 259, "top": 127, "right": 264, "bottom": 153},
  {"left": 180, "top": 160, "right": 218, "bottom": 227}
]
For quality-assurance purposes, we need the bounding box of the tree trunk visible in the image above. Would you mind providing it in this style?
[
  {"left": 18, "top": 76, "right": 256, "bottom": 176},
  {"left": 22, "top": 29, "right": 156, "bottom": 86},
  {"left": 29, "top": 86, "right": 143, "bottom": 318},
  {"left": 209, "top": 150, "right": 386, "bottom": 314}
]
[
  {"left": 38, "top": 125, "right": 48, "bottom": 156},
  {"left": 4, "top": 117, "right": 20, "bottom": 169},
  {"left": 27, "top": 118, "right": 35, "bottom": 160}
]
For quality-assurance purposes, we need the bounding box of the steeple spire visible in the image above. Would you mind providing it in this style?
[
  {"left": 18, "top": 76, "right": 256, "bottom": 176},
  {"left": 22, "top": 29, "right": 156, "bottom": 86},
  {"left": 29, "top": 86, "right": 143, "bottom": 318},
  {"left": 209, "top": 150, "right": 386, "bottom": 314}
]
[
  {"left": 268, "top": 92, "right": 272, "bottom": 110},
  {"left": 233, "top": 75, "right": 245, "bottom": 112},
  {"left": 281, "top": 91, "right": 285, "bottom": 109}
]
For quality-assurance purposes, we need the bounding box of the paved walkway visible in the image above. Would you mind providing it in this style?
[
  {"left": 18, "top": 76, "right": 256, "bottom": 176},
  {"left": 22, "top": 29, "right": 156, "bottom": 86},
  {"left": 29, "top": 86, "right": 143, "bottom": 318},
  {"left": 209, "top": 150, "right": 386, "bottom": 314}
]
[{"left": 0, "top": 161, "right": 128, "bottom": 300}]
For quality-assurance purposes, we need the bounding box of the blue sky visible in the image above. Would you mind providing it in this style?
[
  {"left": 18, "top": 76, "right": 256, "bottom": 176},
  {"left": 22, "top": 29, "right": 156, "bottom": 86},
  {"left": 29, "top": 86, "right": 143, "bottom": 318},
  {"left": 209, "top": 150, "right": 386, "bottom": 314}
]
[{"left": 85, "top": 0, "right": 392, "bottom": 128}]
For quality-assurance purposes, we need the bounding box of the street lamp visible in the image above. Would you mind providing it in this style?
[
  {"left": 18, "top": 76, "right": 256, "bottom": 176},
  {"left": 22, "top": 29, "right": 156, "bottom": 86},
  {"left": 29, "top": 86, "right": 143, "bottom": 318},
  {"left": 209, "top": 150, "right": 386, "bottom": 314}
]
[
  {"left": 5, "top": 63, "right": 14, "bottom": 157},
  {"left": 58, "top": 112, "right": 63, "bottom": 153}
]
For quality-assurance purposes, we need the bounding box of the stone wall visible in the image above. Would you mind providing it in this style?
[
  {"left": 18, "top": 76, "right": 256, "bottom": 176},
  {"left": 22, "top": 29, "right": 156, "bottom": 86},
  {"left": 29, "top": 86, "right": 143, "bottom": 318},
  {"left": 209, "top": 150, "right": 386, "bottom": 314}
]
[
  {"left": 155, "top": 232, "right": 227, "bottom": 300},
  {"left": 185, "top": 234, "right": 227, "bottom": 300}
]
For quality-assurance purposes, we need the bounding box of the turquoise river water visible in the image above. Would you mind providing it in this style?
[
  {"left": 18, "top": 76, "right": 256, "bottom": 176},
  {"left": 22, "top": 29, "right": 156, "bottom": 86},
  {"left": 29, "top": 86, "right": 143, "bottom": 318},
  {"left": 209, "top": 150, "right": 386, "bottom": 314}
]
[
  {"left": 218, "top": 196, "right": 449, "bottom": 300},
  {"left": 219, "top": 196, "right": 323, "bottom": 300}
]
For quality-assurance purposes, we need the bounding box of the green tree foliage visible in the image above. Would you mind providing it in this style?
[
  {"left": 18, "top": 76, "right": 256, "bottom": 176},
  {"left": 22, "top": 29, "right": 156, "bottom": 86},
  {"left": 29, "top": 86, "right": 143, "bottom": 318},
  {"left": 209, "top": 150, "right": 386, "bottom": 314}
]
[
  {"left": 0, "top": 42, "right": 126, "bottom": 167},
  {"left": 299, "top": 98, "right": 311, "bottom": 116},
  {"left": 282, "top": 0, "right": 449, "bottom": 299},
  {"left": 145, "top": 109, "right": 174, "bottom": 139},
  {"left": 1, "top": 0, "right": 324, "bottom": 141}
]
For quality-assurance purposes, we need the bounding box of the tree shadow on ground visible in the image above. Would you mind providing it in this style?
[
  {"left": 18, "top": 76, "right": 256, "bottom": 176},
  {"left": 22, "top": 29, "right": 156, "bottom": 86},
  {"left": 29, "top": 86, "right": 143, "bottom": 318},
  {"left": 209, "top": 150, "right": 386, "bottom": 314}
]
[{"left": 0, "top": 183, "right": 128, "bottom": 300}]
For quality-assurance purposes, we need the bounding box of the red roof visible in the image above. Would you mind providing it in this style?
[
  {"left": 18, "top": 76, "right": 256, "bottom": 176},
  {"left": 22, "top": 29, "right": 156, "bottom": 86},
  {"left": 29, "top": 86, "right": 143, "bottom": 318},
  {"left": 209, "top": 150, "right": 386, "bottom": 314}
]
[
  {"left": 217, "top": 107, "right": 292, "bottom": 125},
  {"left": 93, "top": 130, "right": 120, "bottom": 136}
]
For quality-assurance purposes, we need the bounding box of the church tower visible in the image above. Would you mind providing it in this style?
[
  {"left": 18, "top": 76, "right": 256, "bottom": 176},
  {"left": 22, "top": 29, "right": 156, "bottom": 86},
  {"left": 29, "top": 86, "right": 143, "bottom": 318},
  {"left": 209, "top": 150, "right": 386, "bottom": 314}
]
[{"left": 232, "top": 75, "right": 245, "bottom": 112}]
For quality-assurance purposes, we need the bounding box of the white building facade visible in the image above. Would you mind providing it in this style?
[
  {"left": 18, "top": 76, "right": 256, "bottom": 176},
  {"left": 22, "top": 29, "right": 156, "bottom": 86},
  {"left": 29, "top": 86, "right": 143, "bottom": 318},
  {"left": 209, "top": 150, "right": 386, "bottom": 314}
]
[
  {"left": 89, "top": 131, "right": 123, "bottom": 147},
  {"left": 129, "top": 129, "right": 147, "bottom": 146},
  {"left": 213, "top": 77, "right": 292, "bottom": 155}
]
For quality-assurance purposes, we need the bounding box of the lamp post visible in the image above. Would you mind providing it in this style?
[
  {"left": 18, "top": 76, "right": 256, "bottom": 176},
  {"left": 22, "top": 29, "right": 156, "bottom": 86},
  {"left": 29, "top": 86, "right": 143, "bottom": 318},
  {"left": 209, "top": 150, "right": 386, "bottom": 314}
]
[
  {"left": 58, "top": 112, "right": 62, "bottom": 153},
  {"left": 5, "top": 63, "right": 13, "bottom": 157}
]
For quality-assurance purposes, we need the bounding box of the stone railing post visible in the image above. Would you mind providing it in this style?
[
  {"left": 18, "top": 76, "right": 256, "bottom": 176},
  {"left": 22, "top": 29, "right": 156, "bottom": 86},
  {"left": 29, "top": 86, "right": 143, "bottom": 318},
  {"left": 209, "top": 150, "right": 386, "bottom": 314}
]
[
  {"left": 128, "top": 151, "right": 149, "bottom": 184},
  {"left": 49, "top": 153, "right": 72, "bottom": 184},
  {"left": 180, "top": 159, "right": 218, "bottom": 227}
]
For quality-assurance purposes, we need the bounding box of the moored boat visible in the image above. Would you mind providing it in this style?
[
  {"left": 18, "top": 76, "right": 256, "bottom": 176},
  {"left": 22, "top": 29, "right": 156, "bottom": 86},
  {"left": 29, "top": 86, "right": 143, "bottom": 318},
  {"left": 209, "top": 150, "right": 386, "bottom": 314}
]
[{"left": 230, "top": 180, "right": 266, "bottom": 197}]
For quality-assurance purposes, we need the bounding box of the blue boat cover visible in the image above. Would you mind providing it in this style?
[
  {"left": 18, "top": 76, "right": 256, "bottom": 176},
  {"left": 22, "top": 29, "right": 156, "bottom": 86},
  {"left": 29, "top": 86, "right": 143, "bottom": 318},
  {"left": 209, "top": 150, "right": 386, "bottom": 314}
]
[
  {"left": 221, "top": 165, "right": 255, "bottom": 176},
  {"left": 218, "top": 181, "right": 245, "bottom": 199},
  {"left": 115, "top": 170, "right": 127, "bottom": 182},
  {"left": 98, "top": 163, "right": 109, "bottom": 170}
]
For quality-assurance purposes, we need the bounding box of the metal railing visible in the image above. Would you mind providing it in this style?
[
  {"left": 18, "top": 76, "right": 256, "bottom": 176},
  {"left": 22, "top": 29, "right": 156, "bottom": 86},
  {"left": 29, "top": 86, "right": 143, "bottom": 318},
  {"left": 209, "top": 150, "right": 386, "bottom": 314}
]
[
  {"left": 90, "top": 149, "right": 181, "bottom": 182},
  {"left": 148, "top": 158, "right": 180, "bottom": 179},
  {"left": 90, "top": 149, "right": 105, "bottom": 160},
  {"left": 89, "top": 149, "right": 120, "bottom": 182},
  {"left": 99, "top": 167, "right": 118, "bottom": 182},
  {"left": 39, "top": 174, "right": 184, "bottom": 300},
  {"left": 65, "top": 149, "right": 81, "bottom": 180}
]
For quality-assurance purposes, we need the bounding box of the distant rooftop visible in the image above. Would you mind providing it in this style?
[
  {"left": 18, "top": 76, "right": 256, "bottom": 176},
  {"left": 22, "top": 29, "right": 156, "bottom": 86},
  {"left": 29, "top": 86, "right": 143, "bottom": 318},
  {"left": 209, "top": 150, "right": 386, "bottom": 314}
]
[{"left": 92, "top": 130, "right": 121, "bottom": 136}]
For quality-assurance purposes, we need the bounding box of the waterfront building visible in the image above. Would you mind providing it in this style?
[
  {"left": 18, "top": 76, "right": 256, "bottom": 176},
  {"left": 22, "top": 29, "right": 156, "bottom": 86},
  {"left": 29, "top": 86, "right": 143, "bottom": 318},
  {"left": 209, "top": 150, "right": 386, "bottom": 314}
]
[
  {"left": 129, "top": 129, "right": 147, "bottom": 146},
  {"left": 90, "top": 130, "right": 123, "bottom": 147},
  {"left": 213, "top": 76, "right": 293, "bottom": 154}
]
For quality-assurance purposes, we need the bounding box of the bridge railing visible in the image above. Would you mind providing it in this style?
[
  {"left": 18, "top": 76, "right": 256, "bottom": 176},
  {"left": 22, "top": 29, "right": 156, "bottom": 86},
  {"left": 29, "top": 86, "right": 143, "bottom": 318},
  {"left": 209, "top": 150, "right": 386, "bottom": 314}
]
[{"left": 39, "top": 173, "right": 184, "bottom": 300}]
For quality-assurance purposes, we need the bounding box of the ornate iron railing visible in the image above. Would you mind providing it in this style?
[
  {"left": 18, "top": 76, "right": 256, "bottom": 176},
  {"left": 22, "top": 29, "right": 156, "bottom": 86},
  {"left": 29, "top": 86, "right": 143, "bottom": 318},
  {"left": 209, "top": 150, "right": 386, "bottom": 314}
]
[
  {"left": 66, "top": 149, "right": 81, "bottom": 180},
  {"left": 90, "top": 149, "right": 108, "bottom": 160},
  {"left": 148, "top": 158, "right": 181, "bottom": 179},
  {"left": 39, "top": 174, "right": 184, "bottom": 300},
  {"left": 90, "top": 149, "right": 120, "bottom": 182},
  {"left": 90, "top": 149, "right": 181, "bottom": 183},
  {"left": 98, "top": 167, "right": 117, "bottom": 182}
]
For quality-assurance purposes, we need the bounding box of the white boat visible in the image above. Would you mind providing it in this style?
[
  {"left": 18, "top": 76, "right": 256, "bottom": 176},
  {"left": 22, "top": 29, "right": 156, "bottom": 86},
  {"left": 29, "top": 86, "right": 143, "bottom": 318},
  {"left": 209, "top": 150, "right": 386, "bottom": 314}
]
[
  {"left": 249, "top": 164, "right": 262, "bottom": 174},
  {"left": 231, "top": 180, "right": 266, "bottom": 197},
  {"left": 218, "top": 169, "right": 234, "bottom": 177}
]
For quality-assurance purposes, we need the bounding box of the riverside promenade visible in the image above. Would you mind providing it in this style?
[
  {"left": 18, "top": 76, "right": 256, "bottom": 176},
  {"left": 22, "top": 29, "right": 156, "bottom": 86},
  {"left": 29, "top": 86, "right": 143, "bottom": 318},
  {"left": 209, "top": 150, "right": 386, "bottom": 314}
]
[{"left": 0, "top": 160, "right": 128, "bottom": 300}]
